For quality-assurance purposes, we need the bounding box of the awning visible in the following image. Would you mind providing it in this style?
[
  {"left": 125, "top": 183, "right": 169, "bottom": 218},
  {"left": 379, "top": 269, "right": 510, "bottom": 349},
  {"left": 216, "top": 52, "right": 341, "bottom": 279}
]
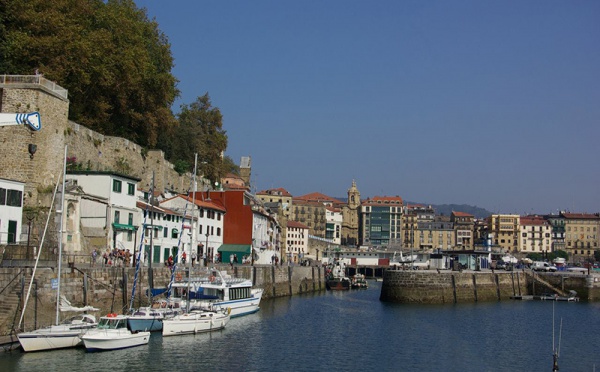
[
  {"left": 143, "top": 224, "right": 163, "bottom": 230},
  {"left": 217, "top": 244, "right": 251, "bottom": 254},
  {"left": 112, "top": 223, "right": 138, "bottom": 231},
  {"left": 172, "top": 228, "right": 179, "bottom": 234}
]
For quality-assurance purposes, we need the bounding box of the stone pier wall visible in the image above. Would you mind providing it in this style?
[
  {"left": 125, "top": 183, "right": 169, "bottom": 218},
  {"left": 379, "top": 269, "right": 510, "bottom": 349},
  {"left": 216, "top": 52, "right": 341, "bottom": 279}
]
[
  {"left": 381, "top": 270, "right": 528, "bottom": 304},
  {"left": 0, "top": 264, "right": 323, "bottom": 335}
]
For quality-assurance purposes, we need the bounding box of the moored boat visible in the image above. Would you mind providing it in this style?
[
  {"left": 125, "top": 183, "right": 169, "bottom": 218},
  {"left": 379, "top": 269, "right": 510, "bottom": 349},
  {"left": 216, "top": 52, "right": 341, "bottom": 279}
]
[
  {"left": 351, "top": 274, "right": 368, "bottom": 289},
  {"left": 127, "top": 299, "right": 183, "bottom": 332},
  {"left": 162, "top": 309, "right": 230, "bottom": 337},
  {"left": 82, "top": 314, "right": 149, "bottom": 351},
  {"left": 172, "top": 268, "right": 263, "bottom": 317},
  {"left": 17, "top": 314, "right": 98, "bottom": 352},
  {"left": 325, "top": 260, "right": 350, "bottom": 291}
]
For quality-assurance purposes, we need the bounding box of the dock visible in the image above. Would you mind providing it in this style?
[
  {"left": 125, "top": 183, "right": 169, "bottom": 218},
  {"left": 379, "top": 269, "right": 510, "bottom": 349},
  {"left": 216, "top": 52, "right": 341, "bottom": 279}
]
[{"left": 510, "top": 295, "right": 579, "bottom": 302}]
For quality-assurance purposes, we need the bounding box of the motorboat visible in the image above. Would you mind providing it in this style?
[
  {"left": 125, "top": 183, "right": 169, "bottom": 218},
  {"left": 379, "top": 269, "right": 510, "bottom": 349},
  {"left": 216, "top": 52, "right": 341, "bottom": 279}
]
[
  {"left": 127, "top": 298, "right": 183, "bottom": 332},
  {"left": 17, "top": 313, "right": 98, "bottom": 352},
  {"left": 351, "top": 273, "right": 368, "bottom": 289},
  {"left": 325, "top": 260, "right": 350, "bottom": 291},
  {"left": 172, "top": 268, "right": 263, "bottom": 318},
  {"left": 81, "top": 314, "right": 149, "bottom": 351},
  {"left": 162, "top": 309, "right": 230, "bottom": 337}
]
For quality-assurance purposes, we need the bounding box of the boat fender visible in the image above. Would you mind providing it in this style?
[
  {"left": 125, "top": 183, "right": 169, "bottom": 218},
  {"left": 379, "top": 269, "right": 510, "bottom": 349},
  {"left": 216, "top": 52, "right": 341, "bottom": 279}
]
[
  {"left": 209, "top": 275, "right": 215, "bottom": 282},
  {"left": 227, "top": 307, "right": 231, "bottom": 315},
  {"left": 107, "top": 313, "right": 117, "bottom": 317},
  {"left": 175, "top": 273, "right": 183, "bottom": 281}
]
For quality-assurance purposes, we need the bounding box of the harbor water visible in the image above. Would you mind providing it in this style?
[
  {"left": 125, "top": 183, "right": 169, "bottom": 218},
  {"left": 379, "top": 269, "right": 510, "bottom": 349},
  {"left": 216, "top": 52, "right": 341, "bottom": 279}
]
[{"left": 1, "top": 281, "right": 599, "bottom": 371}]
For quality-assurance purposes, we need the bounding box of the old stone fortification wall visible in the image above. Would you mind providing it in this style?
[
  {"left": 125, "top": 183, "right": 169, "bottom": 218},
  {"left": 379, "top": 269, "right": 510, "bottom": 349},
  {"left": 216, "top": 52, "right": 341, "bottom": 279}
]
[
  {"left": 63, "top": 123, "right": 192, "bottom": 193},
  {"left": 0, "top": 84, "right": 192, "bottom": 210},
  {"left": 0, "top": 264, "right": 322, "bottom": 335},
  {"left": 380, "top": 270, "right": 529, "bottom": 304}
]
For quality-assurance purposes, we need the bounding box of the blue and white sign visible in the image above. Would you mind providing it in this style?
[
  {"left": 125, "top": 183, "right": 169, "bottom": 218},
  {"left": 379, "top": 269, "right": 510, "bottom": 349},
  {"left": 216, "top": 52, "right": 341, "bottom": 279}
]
[{"left": 51, "top": 278, "right": 58, "bottom": 289}]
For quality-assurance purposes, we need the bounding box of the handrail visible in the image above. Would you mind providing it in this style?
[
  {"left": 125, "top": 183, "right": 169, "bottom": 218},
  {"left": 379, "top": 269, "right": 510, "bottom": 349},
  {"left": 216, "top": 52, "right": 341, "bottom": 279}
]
[
  {"left": 0, "top": 269, "right": 24, "bottom": 297},
  {"left": 0, "top": 75, "right": 68, "bottom": 100}
]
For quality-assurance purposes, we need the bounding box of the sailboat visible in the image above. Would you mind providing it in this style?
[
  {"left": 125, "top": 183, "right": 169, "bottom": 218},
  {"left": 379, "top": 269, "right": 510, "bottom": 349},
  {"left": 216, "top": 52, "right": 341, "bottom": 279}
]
[
  {"left": 18, "top": 146, "right": 99, "bottom": 352},
  {"left": 161, "top": 154, "right": 231, "bottom": 337}
]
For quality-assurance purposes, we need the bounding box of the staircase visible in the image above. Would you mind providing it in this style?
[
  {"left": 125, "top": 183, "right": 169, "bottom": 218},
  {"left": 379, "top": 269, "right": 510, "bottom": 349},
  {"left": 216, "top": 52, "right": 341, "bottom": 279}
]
[
  {"left": 525, "top": 271, "right": 568, "bottom": 297},
  {"left": 0, "top": 268, "right": 55, "bottom": 335}
]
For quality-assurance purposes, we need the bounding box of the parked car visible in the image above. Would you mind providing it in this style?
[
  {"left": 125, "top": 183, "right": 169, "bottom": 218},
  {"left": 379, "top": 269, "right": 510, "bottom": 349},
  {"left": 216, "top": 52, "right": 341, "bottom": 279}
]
[{"left": 531, "top": 261, "right": 557, "bottom": 272}]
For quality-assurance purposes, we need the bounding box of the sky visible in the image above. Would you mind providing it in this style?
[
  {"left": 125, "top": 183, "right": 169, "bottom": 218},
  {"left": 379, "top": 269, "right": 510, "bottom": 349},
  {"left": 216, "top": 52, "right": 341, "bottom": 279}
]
[{"left": 134, "top": 0, "right": 600, "bottom": 215}]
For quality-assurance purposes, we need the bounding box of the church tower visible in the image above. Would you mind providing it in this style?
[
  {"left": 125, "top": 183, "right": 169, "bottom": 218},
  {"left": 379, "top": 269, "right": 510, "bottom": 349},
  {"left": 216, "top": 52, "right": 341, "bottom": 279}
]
[{"left": 341, "top": 180, "right": 361, "bottom": 246}]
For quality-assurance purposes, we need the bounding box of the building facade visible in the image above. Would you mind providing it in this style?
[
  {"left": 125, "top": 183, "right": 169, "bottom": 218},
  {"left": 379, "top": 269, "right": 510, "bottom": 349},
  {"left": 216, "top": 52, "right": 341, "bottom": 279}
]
[
  {"left": 488, "top": 214, "right": 520, "bottom": 253},
  {"left": 562, "top": 212, "right": 600, "bottom": 259},
  {"left": 360, "top": 196, "right": 403, "bottom": 249},
  {"left": 518, "top": 215, "right": 552, "bottom": 254},
  {"left": 286, "top": 220, "right": 309, "bottom": 263},
  {"left": 451, "top": 211, "right": 474, "bottom": 250}
]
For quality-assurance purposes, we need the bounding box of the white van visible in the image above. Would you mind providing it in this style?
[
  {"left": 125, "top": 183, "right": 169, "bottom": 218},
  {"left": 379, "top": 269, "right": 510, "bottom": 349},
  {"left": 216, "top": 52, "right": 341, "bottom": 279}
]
[{"left": 531, "top": 261, "right": 557, "bottom": 272}]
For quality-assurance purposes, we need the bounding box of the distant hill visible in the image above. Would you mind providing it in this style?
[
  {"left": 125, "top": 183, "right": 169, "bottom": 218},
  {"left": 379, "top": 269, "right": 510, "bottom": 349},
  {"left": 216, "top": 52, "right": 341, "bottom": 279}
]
[
  {"left": 335, "top": 197, "right": 492, "bottom": 219},
  {"left": 414, "top": 203, "right": 492, "bottom": 219}
]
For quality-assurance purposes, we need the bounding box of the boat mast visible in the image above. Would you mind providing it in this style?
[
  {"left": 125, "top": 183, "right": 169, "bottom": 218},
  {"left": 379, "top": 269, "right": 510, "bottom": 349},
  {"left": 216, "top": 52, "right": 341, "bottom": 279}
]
[
  {"left": 55, "top": 145, "right": 67, "bottom": 325},
  {"left": 187, "top": 154, "right": 197, "bottom": 313}
]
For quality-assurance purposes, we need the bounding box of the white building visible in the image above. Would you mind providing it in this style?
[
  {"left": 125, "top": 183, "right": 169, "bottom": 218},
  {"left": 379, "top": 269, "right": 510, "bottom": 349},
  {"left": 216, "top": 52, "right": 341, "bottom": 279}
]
[
  {"left": 325, "top": 206, "right": 342, "bottom": 245},
  {"left": 0, "top": 178, "right": 24, "bottom": 244},
  {"left": 67, "top": 171, "right": 141, "bottom": 253},
  {"left": 286, "top": 220, "right": 309, "bottom": 263},
  {"left": 519, "top": 215, "right": 552, "bottom": 254},
  {"left": 160, "top": 194, "right": 225, "bottom": 263}
]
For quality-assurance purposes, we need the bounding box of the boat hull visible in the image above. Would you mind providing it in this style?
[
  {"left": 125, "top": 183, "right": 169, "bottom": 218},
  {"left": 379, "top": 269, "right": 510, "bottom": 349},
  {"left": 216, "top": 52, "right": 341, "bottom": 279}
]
[
  {"left": 82, "top": 330, "right": 150, "bottom": 351},
  {"left": 127, "top": 318, "right": 163, "bottom": 332},
  {"left": 162, "top": 312, "right": 230, "bottom": 337},
  {"left": 326, "top": 278, "right": 350, "bottom": 291},
  {"left": 18, "top": 328, "right": 85, "bottom": 352},
  {"left": 192, "top": 289, "right": 263, "bottom": 318}
]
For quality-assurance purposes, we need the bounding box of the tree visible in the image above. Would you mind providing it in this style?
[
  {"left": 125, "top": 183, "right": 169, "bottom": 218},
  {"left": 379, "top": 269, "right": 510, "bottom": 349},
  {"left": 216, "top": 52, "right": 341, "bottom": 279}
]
[
  {"left": 168, "top": 94, "right": 228, "bottom": 185},
  {"left": 0, "top": 0, "right": 178, "bottom": 147}
]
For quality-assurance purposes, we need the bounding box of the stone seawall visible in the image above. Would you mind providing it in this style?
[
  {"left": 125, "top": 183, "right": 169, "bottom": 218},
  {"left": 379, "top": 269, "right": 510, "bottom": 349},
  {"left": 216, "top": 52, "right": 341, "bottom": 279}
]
[
  {"left": 0, "top": 265, "right": 323, "bottom": 335},
  {"left": 380, "top": 270, "right": 529, "bottom": 304},
  {"left": 380, "top": 270, "right": 600, "bottom": 304}
]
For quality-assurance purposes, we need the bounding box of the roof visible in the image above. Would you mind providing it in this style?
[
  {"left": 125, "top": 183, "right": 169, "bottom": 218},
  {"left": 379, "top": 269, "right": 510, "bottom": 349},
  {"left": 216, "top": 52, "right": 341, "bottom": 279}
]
[
  {"left": 67, "top": 170, "right": 142, "bottom": 182},
  {"left": 362, "top": 196, "right": 403, "bottom": 206},
  {"left": 561, "top": 213, "right": 600, "bottom": 220},
  {"left": 287, "top": 220, "right": 309, "bottom": 229},
  {"left": 161, "top": 194, "right": 227, "bottom": 213},
  {"left": 452, "top": 211, "right": 474, "bottom": 217},
  {"left": 257, "top": 187, "right": 292, "bottom": 197},
  {"left": 294, "top": 192, "right": 343, "bottom": 204},
  {"left": 520, "top": 215, "right": 549, "bottom": 226}
]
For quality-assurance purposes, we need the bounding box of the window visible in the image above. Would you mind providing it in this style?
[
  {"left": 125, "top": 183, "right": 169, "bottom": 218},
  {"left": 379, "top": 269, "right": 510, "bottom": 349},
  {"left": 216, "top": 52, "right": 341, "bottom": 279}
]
[
  {"left": 113, "top": 179, "right": 122, "bottom": 193},
  {"left": 6, "top": 189, "right": 22, "bottom": 207},
  {"left": 114, "top": 210, "right": 120, "bottom": 223},
  {"left": 128, "top": 213, "right": 133, "bottom": 225},
  {"left": 127, "top": 183, "right": 135, "bottom": 195},
  {"left": 127, "top": 231, "right": 133, "bottom": 241},
  {"left": 199, "top": 225, "right": 202, "bottom": 234},
  {"left": 217, "top": 227, "right": 221, "bottom": 236},
  {"left": 163, "top": 227, "right": 168, "bottom": 238},
  {"left": 217, "top": 213, "right": 221, "bottom": 221},
  {"left": 171, "top": 229, "right": 178, "bottom": 239}
]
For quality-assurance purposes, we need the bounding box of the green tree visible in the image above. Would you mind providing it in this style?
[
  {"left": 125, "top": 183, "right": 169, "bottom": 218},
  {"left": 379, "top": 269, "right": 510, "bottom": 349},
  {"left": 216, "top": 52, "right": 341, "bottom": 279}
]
[
  {"left": 0, "top": 0, "right": 178, "bottom": 147},
  {"left": 168, "top": 94, "right": 228, "bottom": 184}
]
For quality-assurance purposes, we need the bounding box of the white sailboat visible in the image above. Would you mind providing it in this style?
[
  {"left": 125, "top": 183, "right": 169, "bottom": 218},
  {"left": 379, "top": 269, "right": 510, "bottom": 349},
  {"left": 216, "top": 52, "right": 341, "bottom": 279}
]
[
  {"left": 18, "top": 146, "right": 99, "bottom": 352},
  {"left": 161, "top": 154, "right": 231, "bottom": 337}
]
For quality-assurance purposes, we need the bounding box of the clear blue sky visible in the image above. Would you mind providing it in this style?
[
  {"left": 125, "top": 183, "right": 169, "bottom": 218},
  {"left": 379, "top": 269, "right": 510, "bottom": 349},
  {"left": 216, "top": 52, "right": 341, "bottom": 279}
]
[{"left": 135, "top": 0, "right": 599, "bottom": 215}]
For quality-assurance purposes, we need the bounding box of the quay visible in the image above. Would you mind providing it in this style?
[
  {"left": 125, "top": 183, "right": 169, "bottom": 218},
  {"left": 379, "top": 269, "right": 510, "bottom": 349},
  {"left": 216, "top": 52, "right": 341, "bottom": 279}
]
[
  {"left": 379, "top": 268, "right": 600, "bottom": 304},
  {"left": 0, "top": 264, "right": 324, "bottom": 339}
]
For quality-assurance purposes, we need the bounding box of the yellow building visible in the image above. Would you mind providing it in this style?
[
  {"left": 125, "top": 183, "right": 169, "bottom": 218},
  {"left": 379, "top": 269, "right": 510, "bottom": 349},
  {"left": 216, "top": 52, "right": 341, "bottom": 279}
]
[
  {"left": 562, "top": 213, "right": 600, "bottom": 259},
  {"left": 488, "top": 214, "right": 520, "bottom": 253}
]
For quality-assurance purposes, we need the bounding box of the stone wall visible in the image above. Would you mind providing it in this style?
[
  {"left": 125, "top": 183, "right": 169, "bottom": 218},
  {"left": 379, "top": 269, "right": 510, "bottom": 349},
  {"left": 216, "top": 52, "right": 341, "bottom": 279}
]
[
  {"left": 0, "top": 264, "right": 323, "bottom": 335},
  {"left": 380, "top": 270, "right": 528, "bottom": 304}
]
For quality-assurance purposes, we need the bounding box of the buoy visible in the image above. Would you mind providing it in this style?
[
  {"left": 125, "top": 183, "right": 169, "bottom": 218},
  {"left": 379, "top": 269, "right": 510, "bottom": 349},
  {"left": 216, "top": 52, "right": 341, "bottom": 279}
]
[{"left": 175, "top": 273, "right": 182, "bottom": 281}]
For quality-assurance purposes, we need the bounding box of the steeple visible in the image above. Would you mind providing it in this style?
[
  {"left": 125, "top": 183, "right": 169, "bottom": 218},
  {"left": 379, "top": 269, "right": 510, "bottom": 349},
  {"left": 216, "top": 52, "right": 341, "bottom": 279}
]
[{"left": 347, "top": 179, "right": 360, "bottom": 209}]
